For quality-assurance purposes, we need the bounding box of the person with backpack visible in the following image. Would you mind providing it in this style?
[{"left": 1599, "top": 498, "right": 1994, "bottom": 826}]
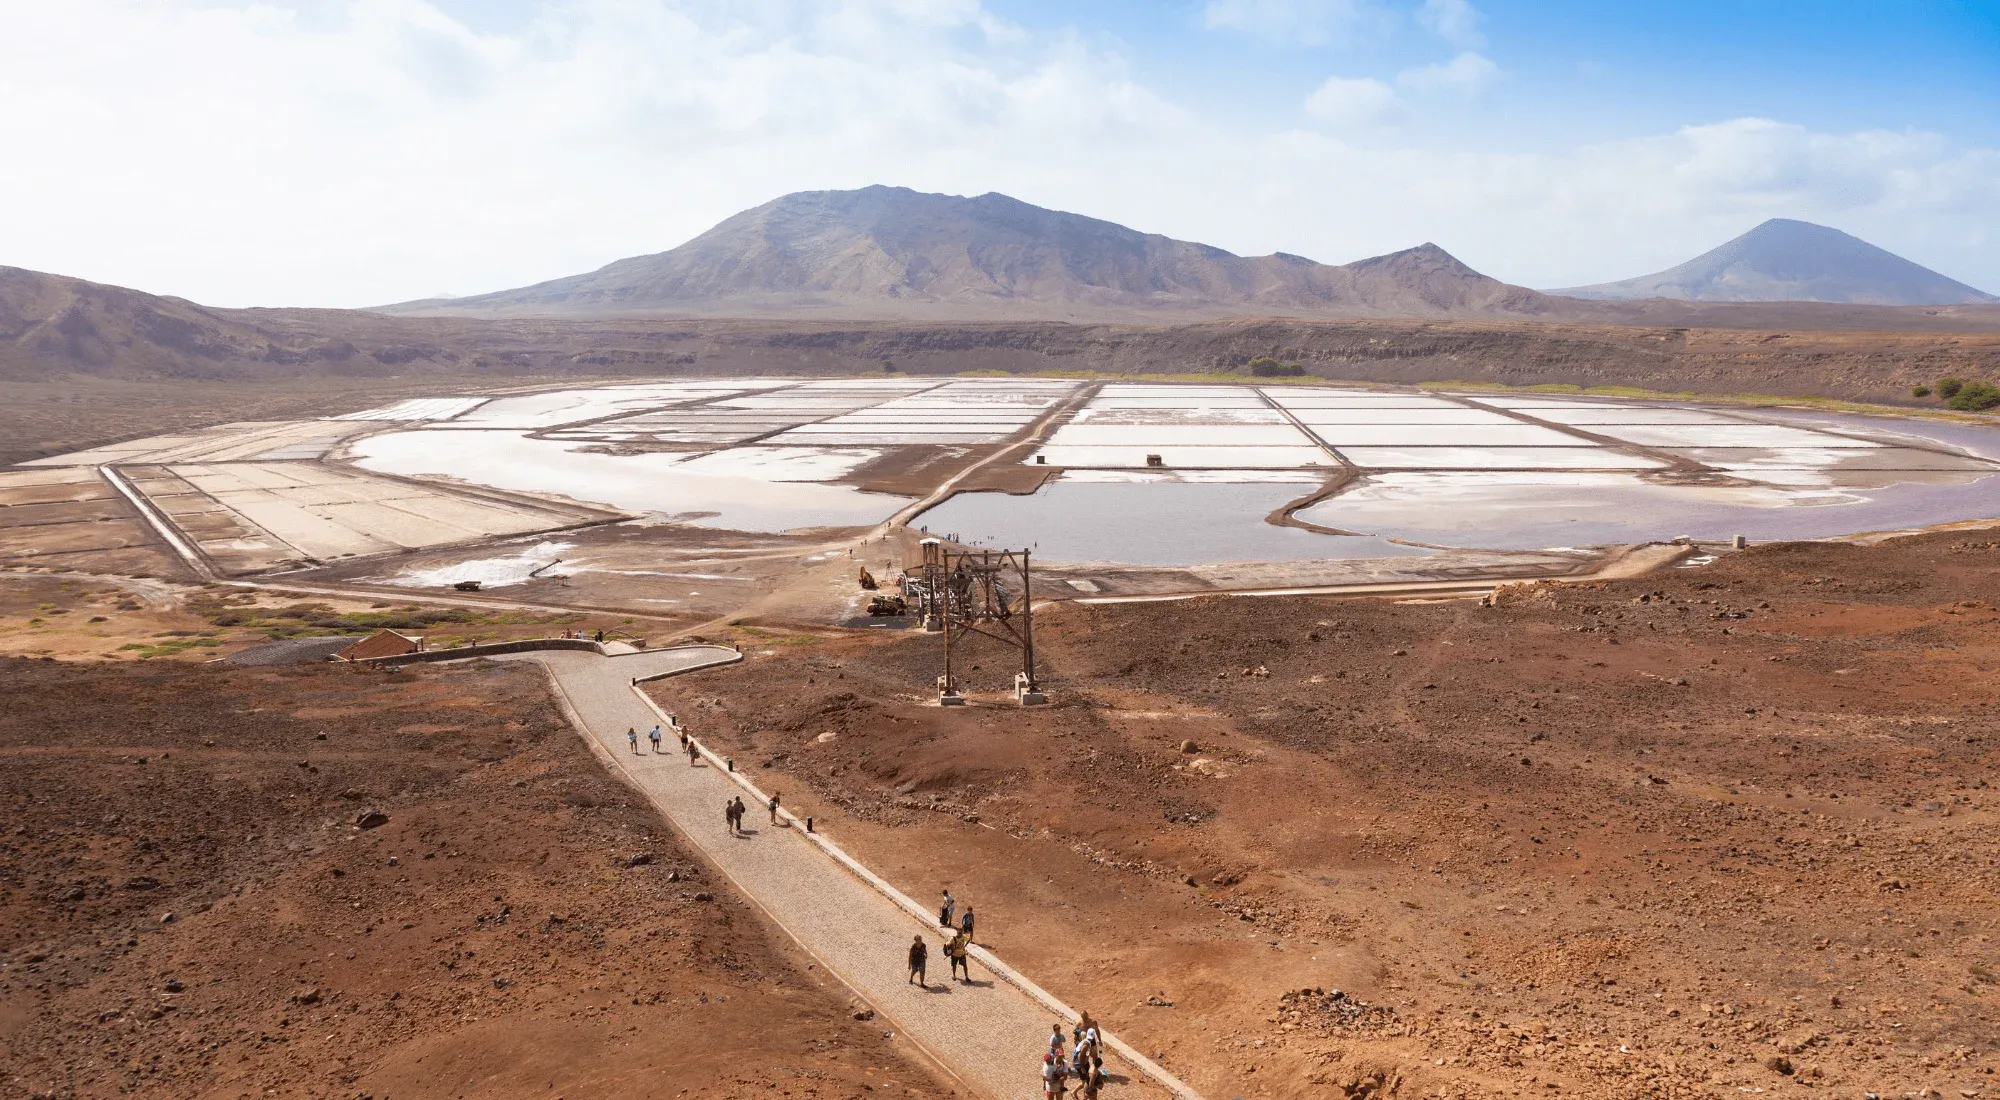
[
  {"left": 947, "top": 930, "right": 971, "bottom": 983},
  {"left": 959, "top": 904, "right": 975, "bottom": 943}
]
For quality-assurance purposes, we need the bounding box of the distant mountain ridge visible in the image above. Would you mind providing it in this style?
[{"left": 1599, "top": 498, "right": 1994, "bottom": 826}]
[
  {"left": 1553, "top": 218, "right": 1996, "bottom": 306},
  {"left": 381, "top": 185, "right": 1563, "bottom": 321}
]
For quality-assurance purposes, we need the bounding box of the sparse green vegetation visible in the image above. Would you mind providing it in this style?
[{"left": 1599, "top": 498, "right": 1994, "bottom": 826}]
[
  {"left": 1244, "top": 356, "right": 1307, "bottom": 377},
  {"left": 1946, "top": 380, "right": 2000, "bottom": 412},
  {"left": 185, "top": 593, "right": 580, "bottom": 638},
  {"left": 116, "top": 637, "right": 226, "bottom": 660},
  {"left": 1913, "top": 377, "right": 2000, "bottom": 412}
]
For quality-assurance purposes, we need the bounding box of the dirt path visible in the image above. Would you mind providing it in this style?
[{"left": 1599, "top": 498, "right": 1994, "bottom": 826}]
[{"left": 502, "top": 647, "right": 1189, "bottom": 1100}]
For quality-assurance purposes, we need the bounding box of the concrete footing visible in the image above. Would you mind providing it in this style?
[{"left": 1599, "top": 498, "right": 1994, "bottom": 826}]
[{"left": 1014, "top": 672, "right": 1046, "bottom": 706}]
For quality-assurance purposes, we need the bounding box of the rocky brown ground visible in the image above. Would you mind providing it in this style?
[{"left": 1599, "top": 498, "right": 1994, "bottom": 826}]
[
  {"left": 652, "top": 531, "right": 2000, "bottom": 1099},
  {"left": 0, "top": 656, "right": 946, "bottom": 1100}
]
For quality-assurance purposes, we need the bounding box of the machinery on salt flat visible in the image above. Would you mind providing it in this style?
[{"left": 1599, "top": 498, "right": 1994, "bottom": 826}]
[{"left": 909, "top": 537, "right": 1045, "bottom": 707}]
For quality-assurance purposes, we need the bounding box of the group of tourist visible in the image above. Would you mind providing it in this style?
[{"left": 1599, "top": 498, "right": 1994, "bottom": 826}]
[
  {"left": 906, "top": 889, "right": 978, "bottom": 988},
  {"left": 1042, "top": 1013, "right": 1106, "bottom": 1098},
  {"left": 625, "top": 723, "right": 688, "bottom": 755}
]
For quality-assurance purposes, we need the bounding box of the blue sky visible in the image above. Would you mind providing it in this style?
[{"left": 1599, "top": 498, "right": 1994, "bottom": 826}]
[
  {"left": 1, "top": 0, "right": 1995, "bottom": 306},
  {"left": 1034, "top": 2, "right": 2000, "bottom": 147}
]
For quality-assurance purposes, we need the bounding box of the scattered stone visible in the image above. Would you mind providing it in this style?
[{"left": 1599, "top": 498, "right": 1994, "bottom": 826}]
[
  {"left": 291, "top": 988, "right": 321, "bottom": 1005},
  {"left": 1179, "top": 739, "right": 1199, "bottom": 754},
  {"left": 692, "top": 891, "right": 714, "bottom": 902},
  {"left": 1277, "top": 987, "right": 1395, "bottom": 1031},
  {"left": 339, "top": 787, "right": 366, "bottom": 800},
  {"left": 622, "top": 852, "right": 655, "bottom": 867},
  {"left": 353, "top": 810, "right": 389, "bottom": 830}
]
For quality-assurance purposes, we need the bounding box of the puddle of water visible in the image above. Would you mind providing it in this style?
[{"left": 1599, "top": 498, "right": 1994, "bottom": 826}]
[
  {"left": 914, "top": 482, "right": 1433, "bottom": 566},
  {"left": 349, "top": 430, "right": 910, "bottom": 532}
]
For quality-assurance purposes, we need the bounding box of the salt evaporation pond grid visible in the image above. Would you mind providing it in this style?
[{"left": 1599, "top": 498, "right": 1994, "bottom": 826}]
[
  {"left": 1520, "top": 407, "right": 1770, "bottom": 426},
  {"left": 1045, "top": 424, "right": 1321, "bottom": 448},
  {"left": 1072, "top": 407, "right": 1289, "bottom": 425},
  {"left": 1304, "top": 424, "right": 1597, "bottom": 448},
  {"left": 913, "top": 481, "right": 1434, "bottom": 567},
  {"left": 1030, "top": 445, "right": 1337, "bottom": 468},
  {"left": 1283, "top": 409, "right": 1520, "bottom": 425},
  {"left": 1584, "top": 424, "right": 1885, "bottom": 449},
  {"left": 348, "top": 431, "right": 910, "bottom": 532},
  {"left": 1292, "top": 466, "right": 2000, "bottom": 549},
  {"left": 1333, "top": 447, "right": 1665, "bottom": 469},
  {"left": 324, "top": 397, "right": 489, "bottom": 422}
]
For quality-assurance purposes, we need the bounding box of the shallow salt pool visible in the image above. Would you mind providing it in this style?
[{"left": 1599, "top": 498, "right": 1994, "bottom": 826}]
[
  {"left": 913, "top": 482, "right": 1434, "bottom": 566},
  {"left": 348, "top": 431, "right": 910, "bottom": 532}
]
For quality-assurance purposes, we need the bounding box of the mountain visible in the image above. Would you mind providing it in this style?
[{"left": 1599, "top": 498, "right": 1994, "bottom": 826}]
[
  {"left": 1552, "top": 218, "right": 1997, "bottom": 306},
  {"left": 379, "top": 185, "right": 1562, "bottom": 321}
]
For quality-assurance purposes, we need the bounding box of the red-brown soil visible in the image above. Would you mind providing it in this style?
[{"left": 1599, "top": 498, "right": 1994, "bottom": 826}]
[
  {"left": 0, "top": 657, "right": 946, "bottom": 1100},
  {"left": 652, "top": 531, "right": 2000, "bottom": 1099}
]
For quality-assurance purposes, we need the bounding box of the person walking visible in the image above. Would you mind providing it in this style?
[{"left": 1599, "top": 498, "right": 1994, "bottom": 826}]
[
  {"left": 947, "top": 930, "right": 971, "bottom": 983},
  {"left": 731, "top": 796, "right": 747, "bottom": 830},
  {"left": 724, "top": 799, "right": 737, "bottom": 834},
  {"left": 648, "top": 725, "right": 662, "bottom": 753},
  {"left": 767, "top": 792, "right": 781, "bottom": 824},
  {"left": 678, "top": 727, "right": 689, "bottom": 751},
  {"left": 1082, "top": 1017, "right": 1103, "bottom": 1093},
  {"left": 938, "top": 890, "right": 955, "bottom": 930},
  {"left": 906, "top": 935, "right": 928, "bottom": 987},
  {"left": 1068, "top": 1037, "right": 1092, "bottom": 1098},
  {"left": 687, "top": 739, "right": 699, "bottom": 766},
  {"left": 626, "top": 727, "right": 639, "bottom": 754},
  {"left": 959, "top": 904, "right": 975, "bottom": 943}
]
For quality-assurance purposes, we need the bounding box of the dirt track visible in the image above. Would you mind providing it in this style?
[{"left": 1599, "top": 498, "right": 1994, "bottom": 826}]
[
  {"left": 649, "top": 529, "right": 2000, "bottom": 1099},
  {"left": 0, "top": 657, "right": 946, "bottom": 1099}
]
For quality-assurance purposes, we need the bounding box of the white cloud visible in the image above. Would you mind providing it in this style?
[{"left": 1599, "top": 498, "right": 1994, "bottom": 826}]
[
  {"left": 1199, "top": 0, "right": 1395, "bottom": 47},
  {"left": 0, "top": 1, "right": 1993, "bottom": 303},
  {"left": 1396, "top": 50, "right": 1499, "bottom": 96},
  {"left": 1415, "top": 0, "right": 1483, "bottom": 49},
  {"left": 1303, "top": 75, "right": 1404, "bottom": 127}
]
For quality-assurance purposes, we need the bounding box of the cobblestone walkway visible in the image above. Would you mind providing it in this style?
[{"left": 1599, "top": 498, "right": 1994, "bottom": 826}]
[{"left": 503, "top": 648, "right": 1181, "bottom": 1100}]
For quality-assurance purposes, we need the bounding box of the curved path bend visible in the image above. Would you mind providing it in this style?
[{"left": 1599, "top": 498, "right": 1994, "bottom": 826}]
[{"left": 491, "top": 647, "right": 1192, "bottom": 1100}]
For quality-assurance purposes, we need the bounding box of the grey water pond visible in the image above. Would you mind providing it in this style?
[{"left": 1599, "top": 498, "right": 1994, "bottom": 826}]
[
  {"left": 921, "top": 462, "right": 2000, "bottom": 564},
  {"left": 912, "top": 481, "right": 1434, "bottom": 567}
]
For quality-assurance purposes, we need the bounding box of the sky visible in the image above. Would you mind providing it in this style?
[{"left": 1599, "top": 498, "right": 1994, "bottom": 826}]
[{"left": 1, "top": 0, "right": 1996, "bottom": 308}]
